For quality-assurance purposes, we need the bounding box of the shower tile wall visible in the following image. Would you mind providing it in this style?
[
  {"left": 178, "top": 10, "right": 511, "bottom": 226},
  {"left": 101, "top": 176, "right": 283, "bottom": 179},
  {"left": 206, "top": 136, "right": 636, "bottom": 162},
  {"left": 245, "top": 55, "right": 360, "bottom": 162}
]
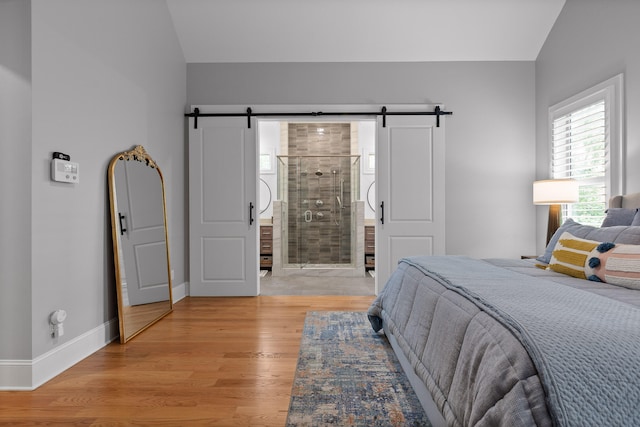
[{"left": 287, "top": 123, "right": 353, "bottom": 265}]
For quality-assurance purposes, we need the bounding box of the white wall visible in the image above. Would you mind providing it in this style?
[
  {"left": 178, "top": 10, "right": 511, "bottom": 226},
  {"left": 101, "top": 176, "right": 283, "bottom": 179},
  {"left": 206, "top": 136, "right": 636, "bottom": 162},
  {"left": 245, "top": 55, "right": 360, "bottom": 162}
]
[
  {"left": 0, "top": 0, "right": 187, "bottom": 387},
  {"left": 188, "top": 61, "right": 537, "bottom": 258},
  {"left": 359, "top": 121, "right": 376, "bottom": 220},
  {"left": 258, "top": 121, "right": 280, "bottom": 220},
  {"left": 535, "top": 0, "right": 640, "bottom": 254},
  {"left": 0, "top": 0, "right": 32, "bottom": 362}
]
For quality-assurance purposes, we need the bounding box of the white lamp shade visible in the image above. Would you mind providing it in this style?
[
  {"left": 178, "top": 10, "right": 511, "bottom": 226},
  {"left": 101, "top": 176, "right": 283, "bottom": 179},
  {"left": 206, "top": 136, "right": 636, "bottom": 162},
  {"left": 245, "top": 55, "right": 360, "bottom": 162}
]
[{"left": 533, "top": 179, "right": 579, "bottom": 205}]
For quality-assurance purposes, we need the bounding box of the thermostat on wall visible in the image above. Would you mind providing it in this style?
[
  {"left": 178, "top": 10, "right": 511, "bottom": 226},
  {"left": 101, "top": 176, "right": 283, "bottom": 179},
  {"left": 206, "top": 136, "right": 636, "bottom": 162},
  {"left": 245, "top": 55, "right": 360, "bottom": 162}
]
[{"left": 51, "top": 158, "right": 80, "bottom": 183}]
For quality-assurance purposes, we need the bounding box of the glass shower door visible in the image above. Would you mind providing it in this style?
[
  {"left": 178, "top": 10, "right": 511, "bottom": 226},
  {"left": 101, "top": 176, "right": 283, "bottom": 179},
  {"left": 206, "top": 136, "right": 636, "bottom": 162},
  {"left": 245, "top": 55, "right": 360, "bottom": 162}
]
[
  {"left": 278, "top": 154, "right": 361, "bottom": 270},
  {"left": 296, "top": 157, "right": 312, "bottom": 268}
]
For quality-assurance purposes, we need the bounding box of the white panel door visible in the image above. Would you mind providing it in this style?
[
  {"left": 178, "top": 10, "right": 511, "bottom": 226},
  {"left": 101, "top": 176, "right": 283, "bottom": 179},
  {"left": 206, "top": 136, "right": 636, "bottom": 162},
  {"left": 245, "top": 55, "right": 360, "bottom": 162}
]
[
  {"left": 376, "top": 115, "right": 445, "bottom": 292},
  {"left": 189, "top": 117, "right": 258, "bottom": 296}
]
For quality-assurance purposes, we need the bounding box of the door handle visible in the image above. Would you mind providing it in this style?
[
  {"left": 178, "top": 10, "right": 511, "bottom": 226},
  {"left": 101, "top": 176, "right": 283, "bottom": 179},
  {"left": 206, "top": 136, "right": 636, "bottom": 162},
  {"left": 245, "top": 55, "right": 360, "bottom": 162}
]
[
  {"left": 249, "top": 202, "right": 254, "bottom": 225},
  {"left": 380, "top": 201, "right": 384, "bottom": 224},
  {"left": 118, "top": 213, "right": 127, "bottom": 235}
]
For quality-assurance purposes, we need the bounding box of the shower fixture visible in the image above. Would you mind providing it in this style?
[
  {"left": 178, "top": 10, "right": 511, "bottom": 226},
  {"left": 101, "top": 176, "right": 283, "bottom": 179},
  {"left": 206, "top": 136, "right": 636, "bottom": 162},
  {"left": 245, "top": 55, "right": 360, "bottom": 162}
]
[
  {"left": 332, "top": 169, "right": 343, "bottom": 226},
  {"left": 315, "top": 170, "right": 323, "bottom": 176},
  {"left": 304, "top": 210, "right": 312, "bottom": 223},
  {"left": 315, "top": 200, "right": 324, "bottom": 207}
]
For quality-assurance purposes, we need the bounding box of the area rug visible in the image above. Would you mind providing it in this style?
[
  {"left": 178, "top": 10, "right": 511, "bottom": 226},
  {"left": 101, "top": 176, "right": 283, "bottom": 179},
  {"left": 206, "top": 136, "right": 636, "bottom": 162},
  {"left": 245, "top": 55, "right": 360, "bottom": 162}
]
[{"left": 286, "top": 311, "right": 431, "bottom": 426}]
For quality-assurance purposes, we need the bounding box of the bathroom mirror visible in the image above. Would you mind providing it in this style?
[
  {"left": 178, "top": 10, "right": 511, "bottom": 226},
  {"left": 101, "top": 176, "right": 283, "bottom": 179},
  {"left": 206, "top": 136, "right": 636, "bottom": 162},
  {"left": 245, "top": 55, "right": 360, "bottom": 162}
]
[{"left": 108, "top": 145, "right": 173, "bottom": 343}]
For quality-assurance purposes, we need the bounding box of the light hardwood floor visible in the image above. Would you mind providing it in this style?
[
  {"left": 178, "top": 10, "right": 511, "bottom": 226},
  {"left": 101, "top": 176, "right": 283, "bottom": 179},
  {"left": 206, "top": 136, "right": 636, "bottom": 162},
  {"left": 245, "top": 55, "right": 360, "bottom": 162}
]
[{"left": 0, "top": 296, "right": 375, "bottom": 426}]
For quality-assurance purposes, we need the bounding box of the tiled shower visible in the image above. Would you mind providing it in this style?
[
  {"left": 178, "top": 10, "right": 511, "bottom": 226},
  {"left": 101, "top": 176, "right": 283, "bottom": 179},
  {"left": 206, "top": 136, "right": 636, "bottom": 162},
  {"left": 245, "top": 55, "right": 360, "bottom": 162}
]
[{"left": 272, "top": 123, "right": 365, "bottom": 275}]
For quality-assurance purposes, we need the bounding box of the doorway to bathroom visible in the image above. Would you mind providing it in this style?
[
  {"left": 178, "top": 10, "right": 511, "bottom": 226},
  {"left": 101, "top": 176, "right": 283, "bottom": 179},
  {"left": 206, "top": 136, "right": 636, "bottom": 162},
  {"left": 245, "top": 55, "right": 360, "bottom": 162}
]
[{"left": 257, "top": 120, "right": 377, "bottom": 295}]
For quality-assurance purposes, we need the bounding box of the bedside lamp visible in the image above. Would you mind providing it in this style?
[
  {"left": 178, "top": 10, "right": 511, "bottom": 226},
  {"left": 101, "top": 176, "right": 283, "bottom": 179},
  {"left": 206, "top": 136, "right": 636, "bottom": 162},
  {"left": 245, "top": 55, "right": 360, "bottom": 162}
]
[{"left": 533, "top": 179, "right": 579, "bottom": 245}]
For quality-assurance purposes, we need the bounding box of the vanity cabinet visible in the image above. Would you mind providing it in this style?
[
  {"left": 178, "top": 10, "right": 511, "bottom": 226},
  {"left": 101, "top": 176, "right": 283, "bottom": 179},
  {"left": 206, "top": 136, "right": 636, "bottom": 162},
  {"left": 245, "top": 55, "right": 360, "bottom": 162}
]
[
  {"left": 365, "top": 225, "right": 375, "bottom": 270},
  {"left": 260, "top": 226, "right": 273, "bottom": 269}
]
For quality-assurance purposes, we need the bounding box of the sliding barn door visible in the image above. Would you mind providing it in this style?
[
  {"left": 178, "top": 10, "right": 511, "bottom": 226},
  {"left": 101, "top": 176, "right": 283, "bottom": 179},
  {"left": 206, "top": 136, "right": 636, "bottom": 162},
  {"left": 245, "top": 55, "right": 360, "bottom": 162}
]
[
  {"left": 376, "top": 115, "right": 446, "bottom": 292},
  {"left": 189, "top": 117, "right": 258, "bottom": 296}
]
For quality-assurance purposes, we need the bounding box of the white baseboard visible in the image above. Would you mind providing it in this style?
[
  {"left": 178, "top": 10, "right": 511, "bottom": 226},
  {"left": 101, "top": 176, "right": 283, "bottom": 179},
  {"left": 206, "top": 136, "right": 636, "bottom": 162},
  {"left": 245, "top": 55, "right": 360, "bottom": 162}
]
[
  {"left": 172, "top": 281, "right": 188, "bottom": 303},
  {"left": 0, "top": 359, "right": 32, "bottom": 390},
  {"left": 0, "top": 282, "right": 189, "bottom": 391},
  {"left": 0, "top": 317, "right": 119, "bottom": 391}
]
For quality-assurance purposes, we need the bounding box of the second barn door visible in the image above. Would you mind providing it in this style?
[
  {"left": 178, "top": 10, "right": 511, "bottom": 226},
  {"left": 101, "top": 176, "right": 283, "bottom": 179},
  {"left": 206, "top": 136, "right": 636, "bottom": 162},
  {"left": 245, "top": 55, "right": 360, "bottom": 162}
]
[{"left": 376, "top": 113, "right": 446, "bottom": 292}]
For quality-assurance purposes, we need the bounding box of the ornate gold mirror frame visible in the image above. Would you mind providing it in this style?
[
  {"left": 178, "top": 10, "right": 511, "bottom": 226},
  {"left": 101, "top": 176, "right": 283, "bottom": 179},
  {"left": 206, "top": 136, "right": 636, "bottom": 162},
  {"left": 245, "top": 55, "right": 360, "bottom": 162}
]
[{"left": 108, "top": 145, "right": 173, "bottom": 343}]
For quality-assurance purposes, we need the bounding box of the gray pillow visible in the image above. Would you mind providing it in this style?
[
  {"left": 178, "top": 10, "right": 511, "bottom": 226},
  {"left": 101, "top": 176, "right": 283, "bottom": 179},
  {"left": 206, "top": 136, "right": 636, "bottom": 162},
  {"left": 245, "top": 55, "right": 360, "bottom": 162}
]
[
  {"left": 601, "top": 208, "right": 638, "bottom": 227},
  {"left": 633, "top": 210, "right": 640, "bottom": 226},
  {"left": 537, "top": 218, "right": 640, "bottom": 264}
]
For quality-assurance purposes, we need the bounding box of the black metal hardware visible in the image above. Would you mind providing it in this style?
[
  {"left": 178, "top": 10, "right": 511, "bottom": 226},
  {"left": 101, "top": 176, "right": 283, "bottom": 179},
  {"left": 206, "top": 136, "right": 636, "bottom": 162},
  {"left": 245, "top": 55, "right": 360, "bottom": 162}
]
[
  {"left": 193, "top": 107, "right": 200, "bottom": 129},
  {"left": 118, "top": 213, "right": 127, "bottom": 235},
  {"left": 185, "top": 106, "right": 452, "bottom": 128},
  {"left": 249, "top": 202, "right": 254, "bottom": 225},
  {"left": 380, "top": 201, "right": 384, "bottom": 224}
]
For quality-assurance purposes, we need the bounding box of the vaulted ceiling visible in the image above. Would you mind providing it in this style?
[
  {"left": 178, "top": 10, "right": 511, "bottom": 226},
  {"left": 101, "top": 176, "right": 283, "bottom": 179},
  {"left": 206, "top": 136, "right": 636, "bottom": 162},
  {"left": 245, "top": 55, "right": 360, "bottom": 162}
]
[{"left": 166, "top": 0, "right": 566, "bottom": 63}]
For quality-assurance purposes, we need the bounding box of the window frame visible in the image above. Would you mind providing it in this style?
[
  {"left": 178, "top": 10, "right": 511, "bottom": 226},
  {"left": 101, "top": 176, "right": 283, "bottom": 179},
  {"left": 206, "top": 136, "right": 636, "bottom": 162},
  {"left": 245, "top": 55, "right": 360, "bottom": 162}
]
[{"left": 547, "top": 74, "right": 625, "bottom": 222}]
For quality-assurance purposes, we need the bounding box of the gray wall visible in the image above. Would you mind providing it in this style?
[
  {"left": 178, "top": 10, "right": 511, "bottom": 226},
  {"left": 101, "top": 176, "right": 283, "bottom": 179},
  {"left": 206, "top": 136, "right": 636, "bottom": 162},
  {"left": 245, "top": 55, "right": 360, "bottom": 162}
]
[
  {"left": 0, "top": 0, "right": 186, "bottom": 363},
  {"left": 0, "top": 0, "right": 32, "bottom": 360},
  {"left": 535, "top": 0, "right": 640, "bottom": 253},
  {"left": 188, "top": 61, "right": 538, "bottom": 258}
]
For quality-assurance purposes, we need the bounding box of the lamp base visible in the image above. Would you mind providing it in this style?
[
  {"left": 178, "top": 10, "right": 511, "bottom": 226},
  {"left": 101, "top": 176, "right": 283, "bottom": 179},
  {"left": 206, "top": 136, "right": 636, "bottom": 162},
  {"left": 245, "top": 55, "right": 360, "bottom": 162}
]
[{"left": 546, "top": 204, "right": 562, "bottom": 245}]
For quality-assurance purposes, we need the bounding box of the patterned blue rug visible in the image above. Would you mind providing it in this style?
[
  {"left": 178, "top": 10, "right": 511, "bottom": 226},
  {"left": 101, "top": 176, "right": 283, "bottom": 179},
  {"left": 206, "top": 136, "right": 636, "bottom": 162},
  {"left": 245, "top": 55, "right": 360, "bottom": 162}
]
[{"left": 286, "top": 311, "right": 431, "bottom": 426}]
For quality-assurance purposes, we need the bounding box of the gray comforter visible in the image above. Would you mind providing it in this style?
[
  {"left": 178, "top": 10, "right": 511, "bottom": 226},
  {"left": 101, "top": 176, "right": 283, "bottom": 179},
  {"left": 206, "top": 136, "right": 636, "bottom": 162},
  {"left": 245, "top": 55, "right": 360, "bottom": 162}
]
[{"left": 368, "top": 256, "right": 640, "bottom": 427}]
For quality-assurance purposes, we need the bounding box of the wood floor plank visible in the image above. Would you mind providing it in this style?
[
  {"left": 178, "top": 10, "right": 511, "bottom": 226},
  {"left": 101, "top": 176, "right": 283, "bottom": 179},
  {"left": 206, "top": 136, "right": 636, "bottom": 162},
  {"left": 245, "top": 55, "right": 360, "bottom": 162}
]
[{"left": 0, "top": 295, "right": 375, "bottom": 426}]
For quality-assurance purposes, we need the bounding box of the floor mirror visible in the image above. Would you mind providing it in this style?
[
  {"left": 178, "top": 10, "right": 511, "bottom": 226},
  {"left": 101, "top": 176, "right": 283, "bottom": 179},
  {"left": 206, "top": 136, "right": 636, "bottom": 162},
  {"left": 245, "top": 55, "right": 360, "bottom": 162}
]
[{"left": 108, "top": 145, "right": 173, "bottom": 343}]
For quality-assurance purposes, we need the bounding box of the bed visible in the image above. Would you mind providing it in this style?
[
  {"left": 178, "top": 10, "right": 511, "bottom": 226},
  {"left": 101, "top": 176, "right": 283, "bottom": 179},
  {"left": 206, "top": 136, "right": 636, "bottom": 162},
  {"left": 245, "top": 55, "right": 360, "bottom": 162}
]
[{"left": 368, "top": 194, "right": 640, "bottom": 427}]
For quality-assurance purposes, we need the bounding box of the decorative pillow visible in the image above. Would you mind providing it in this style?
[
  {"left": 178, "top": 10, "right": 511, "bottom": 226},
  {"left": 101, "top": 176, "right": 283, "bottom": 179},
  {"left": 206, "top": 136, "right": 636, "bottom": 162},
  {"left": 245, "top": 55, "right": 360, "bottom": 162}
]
[
  {"left": 548, "top": 232, "right": 601, "bottom": 279},
  {"left": 586, "top": 243, "right": 640, "bottom": 290},
  {"left": 537, "top": 218, "right": 640, "bottom": 264},
  {"left": 584, "top": 224, "right": 640, "bottom": 245},
  {"left": 537, "top": 219, "right": 596, "bottom": 264},
  {"left": 601, "top": 208, "right": 638, "bottom": 227},
  {"left": 632, "top": 210, "right": 640, "bottom": 226}
]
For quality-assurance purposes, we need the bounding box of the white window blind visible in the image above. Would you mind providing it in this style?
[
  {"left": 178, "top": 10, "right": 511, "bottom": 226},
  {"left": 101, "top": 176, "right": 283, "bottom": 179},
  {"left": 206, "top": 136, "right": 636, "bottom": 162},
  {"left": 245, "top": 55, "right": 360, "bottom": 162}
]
[
  {"left": 548, "top": 74, "right": 624, "bottom": 227},
  {"left": 551, "top": 100, "right": 606, "bottom": 226}
]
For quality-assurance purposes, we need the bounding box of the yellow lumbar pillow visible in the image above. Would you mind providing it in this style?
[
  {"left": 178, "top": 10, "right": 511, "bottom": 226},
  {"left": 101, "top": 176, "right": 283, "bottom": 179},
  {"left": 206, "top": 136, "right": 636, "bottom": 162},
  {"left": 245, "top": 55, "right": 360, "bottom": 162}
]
[{"left": 548, "top": 232, "right": 600, "bottom": 279}]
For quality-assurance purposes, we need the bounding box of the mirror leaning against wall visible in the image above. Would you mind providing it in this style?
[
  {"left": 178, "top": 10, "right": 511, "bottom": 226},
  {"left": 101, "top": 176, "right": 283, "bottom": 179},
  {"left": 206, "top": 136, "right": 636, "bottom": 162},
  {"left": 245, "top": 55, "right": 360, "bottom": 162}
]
[{"left": 108, "top": 145, "right": 173, "bottom": 343}]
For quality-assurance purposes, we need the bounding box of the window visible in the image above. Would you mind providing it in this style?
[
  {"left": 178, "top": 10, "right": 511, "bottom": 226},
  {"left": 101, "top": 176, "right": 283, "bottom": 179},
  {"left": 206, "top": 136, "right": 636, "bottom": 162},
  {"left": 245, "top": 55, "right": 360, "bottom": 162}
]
[
  {"left": 549, "top": 74, "right": 624, "bottom": 226},
  {"left": 260, "top": 149, "right": 275, "bottom": 174}
]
